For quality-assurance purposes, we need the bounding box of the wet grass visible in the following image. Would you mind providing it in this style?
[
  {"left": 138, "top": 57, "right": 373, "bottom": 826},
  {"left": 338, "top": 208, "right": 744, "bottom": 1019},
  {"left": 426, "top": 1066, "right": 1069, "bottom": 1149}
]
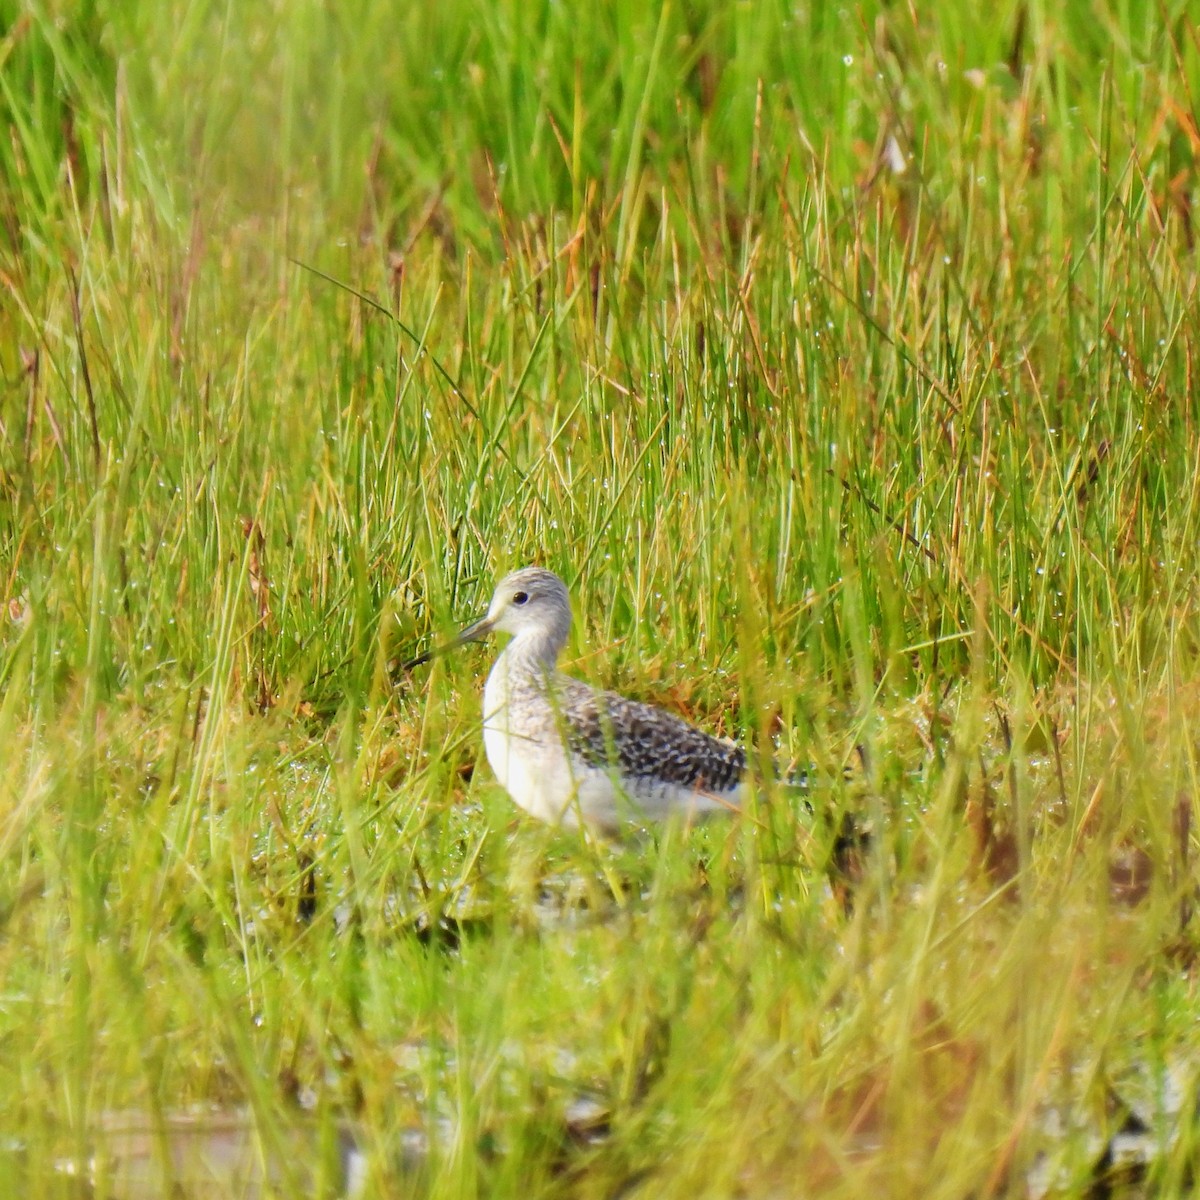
[{"left": 2, "top": 0, "right": 1200, "bottom": 1196}]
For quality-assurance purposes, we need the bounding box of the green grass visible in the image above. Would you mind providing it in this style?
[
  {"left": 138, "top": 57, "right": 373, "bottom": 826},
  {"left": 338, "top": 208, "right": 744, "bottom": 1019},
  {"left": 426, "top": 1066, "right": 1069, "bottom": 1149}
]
[{"left": 3, "top": 0, "right": 1200, "bottom": 1195}]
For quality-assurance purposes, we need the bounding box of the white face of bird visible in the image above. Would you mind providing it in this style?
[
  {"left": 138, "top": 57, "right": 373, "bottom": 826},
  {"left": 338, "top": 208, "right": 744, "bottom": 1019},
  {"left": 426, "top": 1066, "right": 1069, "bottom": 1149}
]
[
  {"left": 482, "top": 568, "right": 571, "bottom": 640},
  {"left": 400, "top": 567, "right": 571, "bottom": 670}
]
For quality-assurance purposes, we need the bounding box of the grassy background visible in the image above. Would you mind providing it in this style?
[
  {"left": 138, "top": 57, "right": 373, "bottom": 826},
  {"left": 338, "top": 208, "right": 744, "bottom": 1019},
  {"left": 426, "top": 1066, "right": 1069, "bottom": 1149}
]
[{"left": 3, "top": 0, "right": 1200, "bottom": 1195}]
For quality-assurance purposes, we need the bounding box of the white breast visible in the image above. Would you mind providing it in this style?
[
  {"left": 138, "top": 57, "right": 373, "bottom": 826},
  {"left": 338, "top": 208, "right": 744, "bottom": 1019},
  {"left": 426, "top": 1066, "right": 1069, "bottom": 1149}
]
[{"left": 481, "top": 652, "right": 579, "bottom": 825}]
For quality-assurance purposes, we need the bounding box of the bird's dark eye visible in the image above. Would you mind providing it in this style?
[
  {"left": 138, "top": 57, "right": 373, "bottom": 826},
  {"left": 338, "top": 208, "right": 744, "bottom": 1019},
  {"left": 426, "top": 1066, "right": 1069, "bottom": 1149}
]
[{"left": 512, "top": 591, "right": 529, "bottom": 605}]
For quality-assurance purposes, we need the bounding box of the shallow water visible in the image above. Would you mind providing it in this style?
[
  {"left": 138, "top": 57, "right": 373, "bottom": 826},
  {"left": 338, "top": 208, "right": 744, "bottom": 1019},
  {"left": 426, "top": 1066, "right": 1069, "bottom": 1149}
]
[
  {"left": 44, "top": 1109, "right": 369, "bottom": 1199},
  {"left": 7, "top": 1068, "right": 1182, "bottom": 1200}
]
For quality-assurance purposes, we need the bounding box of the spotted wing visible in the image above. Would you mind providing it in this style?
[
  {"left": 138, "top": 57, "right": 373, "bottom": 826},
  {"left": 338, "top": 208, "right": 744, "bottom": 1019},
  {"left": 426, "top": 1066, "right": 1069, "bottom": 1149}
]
[{"left": 560, "top": 681, "right": 746, "bottom": 794}]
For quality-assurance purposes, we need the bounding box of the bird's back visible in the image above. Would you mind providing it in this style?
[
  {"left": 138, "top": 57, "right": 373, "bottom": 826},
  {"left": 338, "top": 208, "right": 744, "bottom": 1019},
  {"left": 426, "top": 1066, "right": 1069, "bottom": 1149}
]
[{"left": 558, "top": 676, "right": 745, "bottom": 796}]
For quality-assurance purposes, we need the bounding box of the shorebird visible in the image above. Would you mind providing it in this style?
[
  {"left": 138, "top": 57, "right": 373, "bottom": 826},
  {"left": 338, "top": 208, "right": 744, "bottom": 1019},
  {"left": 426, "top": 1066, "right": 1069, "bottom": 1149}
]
[{"left": 403, "top": 567, "right": 748, "bottom": 830}]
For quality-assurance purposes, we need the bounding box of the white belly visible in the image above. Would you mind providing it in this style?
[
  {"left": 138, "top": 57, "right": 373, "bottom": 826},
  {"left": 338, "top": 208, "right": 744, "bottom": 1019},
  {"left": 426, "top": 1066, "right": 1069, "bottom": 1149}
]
[{"left": 482, "top": 721, "right": 574, "bottom": 825}]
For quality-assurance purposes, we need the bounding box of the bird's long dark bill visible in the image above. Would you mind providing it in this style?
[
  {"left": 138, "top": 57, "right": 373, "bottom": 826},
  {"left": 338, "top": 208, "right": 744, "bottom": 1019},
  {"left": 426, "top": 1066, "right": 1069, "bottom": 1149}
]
[{"left": 399, "top": 613, "right": 494, "bottom": 671}]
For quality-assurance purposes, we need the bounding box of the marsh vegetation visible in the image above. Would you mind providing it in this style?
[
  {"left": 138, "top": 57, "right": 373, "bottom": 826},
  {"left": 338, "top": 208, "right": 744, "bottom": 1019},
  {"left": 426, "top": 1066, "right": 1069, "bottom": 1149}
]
[{"left": 2, "top": 2, "right": 1199, "bottom": 1196}]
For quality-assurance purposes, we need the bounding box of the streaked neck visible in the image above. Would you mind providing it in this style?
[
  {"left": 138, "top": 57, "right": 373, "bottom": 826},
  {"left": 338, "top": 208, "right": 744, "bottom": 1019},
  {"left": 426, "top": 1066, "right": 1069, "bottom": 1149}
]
[{"left": 498, "top": 627, "right": 563, "bottom": 674}]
